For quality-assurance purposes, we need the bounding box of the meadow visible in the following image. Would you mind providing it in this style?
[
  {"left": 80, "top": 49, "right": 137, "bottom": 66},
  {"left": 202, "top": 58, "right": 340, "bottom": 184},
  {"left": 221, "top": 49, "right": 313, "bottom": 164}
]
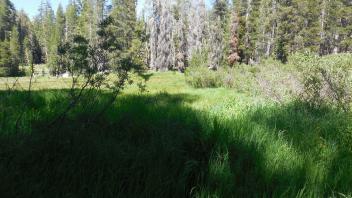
[{"left": 0, "top": 71, "right": 352, "bottom": 197}]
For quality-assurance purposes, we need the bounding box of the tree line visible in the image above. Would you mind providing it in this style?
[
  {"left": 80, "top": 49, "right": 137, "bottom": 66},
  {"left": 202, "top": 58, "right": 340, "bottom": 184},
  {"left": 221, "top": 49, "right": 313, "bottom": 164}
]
[
  {"left": 0, "top": 0, "right": 143, "bottom": 77},
  {"left": 0, "top": 0, "right": 351, "bottom": 77},
  {"left": 147, "top": 0, "right": 351, "bottom": 71}
]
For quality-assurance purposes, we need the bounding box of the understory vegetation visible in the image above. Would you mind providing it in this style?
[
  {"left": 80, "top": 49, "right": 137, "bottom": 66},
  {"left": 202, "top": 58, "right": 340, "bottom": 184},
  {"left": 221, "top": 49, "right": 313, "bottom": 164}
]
[
  {"left": 1, "top": 72, "right": 352, "bottom": 197},
  {"left": 186, "top": 53, "right": 352, "bottom": 110}
]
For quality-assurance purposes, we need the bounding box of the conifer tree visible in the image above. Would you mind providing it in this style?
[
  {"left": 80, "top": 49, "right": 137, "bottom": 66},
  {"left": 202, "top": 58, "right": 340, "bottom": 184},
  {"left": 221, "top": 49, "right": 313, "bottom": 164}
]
[
  {"left": 0, "top": 0, "right": 17, "bottom": 76},
  {"left": 0, "top": 40, "right": 12, "bottom": 76},
  {"left": 56, "top": 4, "right": 65, "bottom": 43},
  {"left": 66, "top": 0, "right": 79, "bottom": 41},
  {"left": 0, "top": 0, "right": 16, "bottom": 41},
  {"left": 79, "top": 0, "right": 94, "bottom": 40},
  {"left": 9, "top": 26, "right": 20, "bottom": 75},
  {"left": 17, "top": 11, "right": 31, "bottom": 65},
  {"left": 255, "top": 0, "right": 277, "bottom": 58},
  {"left": 98, "top": 0, "right": 143, "bottom": 71}
]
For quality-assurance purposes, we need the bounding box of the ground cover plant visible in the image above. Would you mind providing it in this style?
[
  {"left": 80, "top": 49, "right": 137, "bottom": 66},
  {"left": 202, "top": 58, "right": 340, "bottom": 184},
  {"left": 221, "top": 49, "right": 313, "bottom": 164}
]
[{"left": 1, "top": 72, "right": 352, "bottom": 197}]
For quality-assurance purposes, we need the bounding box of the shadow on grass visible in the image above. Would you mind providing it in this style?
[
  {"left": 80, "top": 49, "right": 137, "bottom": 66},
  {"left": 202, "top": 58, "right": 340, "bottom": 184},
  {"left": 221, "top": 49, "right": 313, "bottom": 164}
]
[
  {"left": 0, "top": 90, "right": 351, "bottom": 197},
  {"left": 246, "top": 101, "right": 352, "bottom": 196}
]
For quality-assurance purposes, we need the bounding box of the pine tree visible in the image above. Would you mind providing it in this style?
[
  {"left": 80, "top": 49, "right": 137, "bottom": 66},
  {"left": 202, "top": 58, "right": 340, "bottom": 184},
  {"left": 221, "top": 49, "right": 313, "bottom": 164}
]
[
  {"left": 9, "top": 26, "right": 20, "bottom": 75},
  {"left": 335, "top": 0, "right": 352, "bottom": 53},
  {"left": 275, "top": 0, "right": 296, "bottom": 62},
  {"left": 292, "top": 0, "right": 320, "bottom": 53},
  {"left": 255, "top": 0, "right": 277, "bottom": 58},
  {"left": 0, "top": 0, "right": 16, "bottom": 41},
  {"left": 0, "top": 0, "right": 17, "bottom": 76},
  {"left": 210, "top": 0, "right": 229, "bottom": 66},
  {"left": 93, "top": 0, "right": 107, "bottom": 42},
  {"left": 56, "top": 4, "right": 65, "bottom": 43},
  {"left": 66, "top": 0, "right": 79, "bottom": 41},
  {"left": 110, "top": 0, "right": 137, "bottom": 51},
  {"left": 79, "top": 0, "right": 93, "bottom": 40},
  {"left": 213, "top": 0, "right": 229, "bottom": 22},
  {"left": 17, "top": 11, "right": 31, "bottom": 65},
  {"left": 98, "top": 0, "right": 141, "bottom": 70},
  {"left": 0, "top": 40, "right": 12, "bottom": 76},
  {"left": 33, "top": 0, "right": 55, "bottom": 63}
]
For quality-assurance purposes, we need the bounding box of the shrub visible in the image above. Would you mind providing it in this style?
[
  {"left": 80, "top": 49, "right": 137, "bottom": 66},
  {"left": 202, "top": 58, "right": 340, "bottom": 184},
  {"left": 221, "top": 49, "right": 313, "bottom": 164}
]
[
  {"left": 185, "top": 61, "right": 300, "bottom": 102},
  {"left": 185, "top": 66, "right": 223, "bottom": 88},
  {"left": 254, "top": 61, "right": 302, "bottom": 103},
  {"left": 186, "top": 52, "right": 352, "bottom": 110},
  {"left": 0, "top": 67, "right": 9, "bottom": 77},
  {"left": 292, "top": 52, "right": 352, "bottom": 111},
  {"left": 188, "top": 48, "right": 209, "bottom": 69}
]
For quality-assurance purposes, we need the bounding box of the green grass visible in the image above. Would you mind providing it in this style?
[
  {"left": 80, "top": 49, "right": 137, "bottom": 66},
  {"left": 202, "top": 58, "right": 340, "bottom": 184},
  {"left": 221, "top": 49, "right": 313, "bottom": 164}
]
[{"left": 0, "top": 72, "right": 351, "bottom": 197}]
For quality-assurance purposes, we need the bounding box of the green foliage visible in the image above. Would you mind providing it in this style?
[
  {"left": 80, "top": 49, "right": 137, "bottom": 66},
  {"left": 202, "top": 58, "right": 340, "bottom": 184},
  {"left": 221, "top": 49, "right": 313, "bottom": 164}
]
[
  {"left": 275, "top": 37, "right": 288, "bottom": 63},
  {"left": 57, "top": 35, "right": 89, "bottom": 76},
  {"left": 65, "top": 1, "right": 79, "bottom": 41},
  {"left": 0, "top": 67, "right": 9, "bottom": 77},
  {"left": 189, "top": 49, "right": 209, "bottom": 69},
  {"left": 186, "top": 56, "right": 301, "bottom": 102},
  {"left": 98, "top": 12, "right": 145, "bottom": 73},
  {"left": 0, "top": 40, "right": 12, "bottom": 76},
  {"left": 0, "top": 0, "right": 16, "bottom": 41},
  {"left": 290, "top": 52, "right": 352, "bottom": 111},
  {"left": 187, "top": 52, "right": 352, "bottom": 109},
  {"left": 185, "top": 66, "right": 224, "bottom": 88},
  {"left": 0, "top": 28, "right": 21, "bottom": 76},
  {"left": 1, "top": 83, "right": 352, "bottom": 197},
  {"left": 9, "top": 26, "right": 20, "bottom": 75},
  {"left": 69, "top": 36, "right": 89, "bottom": 73},
  {"left": 0, "top": 0, "right": 20, "bottom": 76}
]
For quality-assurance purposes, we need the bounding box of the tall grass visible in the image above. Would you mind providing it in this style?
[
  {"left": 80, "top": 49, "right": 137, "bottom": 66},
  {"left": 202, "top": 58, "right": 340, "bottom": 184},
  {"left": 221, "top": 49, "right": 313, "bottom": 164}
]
[{"left": 1, "top": 89, "right": 351, "bottom": 197}]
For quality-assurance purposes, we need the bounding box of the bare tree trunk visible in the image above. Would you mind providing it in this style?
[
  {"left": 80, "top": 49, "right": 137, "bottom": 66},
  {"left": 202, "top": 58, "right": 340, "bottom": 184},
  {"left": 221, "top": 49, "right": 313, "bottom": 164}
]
[
  {"left": 333, "top": 33, "right": 339, "bottom": 54},
  {"left": 319, "top": 0, "right": 327, "bottom": 55},
  {"left": 266, "top": 0, "right": 277, "bottom": 57},
  {"left": 244, "top": 0, "right": 252, "bottom": 48}
]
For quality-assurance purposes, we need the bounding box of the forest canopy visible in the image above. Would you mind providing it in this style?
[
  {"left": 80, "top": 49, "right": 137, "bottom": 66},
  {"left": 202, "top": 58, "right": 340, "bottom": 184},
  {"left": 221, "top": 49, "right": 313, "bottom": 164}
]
[{"left": 0, "top": 0, "right": 351, "bottom": 76}]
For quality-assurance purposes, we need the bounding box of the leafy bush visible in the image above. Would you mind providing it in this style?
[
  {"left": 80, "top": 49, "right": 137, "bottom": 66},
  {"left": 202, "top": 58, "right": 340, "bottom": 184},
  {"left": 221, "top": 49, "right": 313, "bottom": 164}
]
[
  {"left": 0, "top": 67, "right": 9, "bottom": 77},
  {"left": 255, "top": 59, "right": 302, "bottom": 103},
  {"left": 187, "top": 67, "right": 257, "bottom": 91},
  {"left": 185, "top": 57, "right": 301, "bottom": 103},
  {"left": 186, "top": 53, "right": 352, "bottom": 110},
  {"left": 291, "top": 52, "right": 352, "bottom": 111},
  {"left": 185, "top": 66, "right": 224, "bottom": 88},
  {"left": 186, "top": 50, "right": 254, "bottom": 90}
]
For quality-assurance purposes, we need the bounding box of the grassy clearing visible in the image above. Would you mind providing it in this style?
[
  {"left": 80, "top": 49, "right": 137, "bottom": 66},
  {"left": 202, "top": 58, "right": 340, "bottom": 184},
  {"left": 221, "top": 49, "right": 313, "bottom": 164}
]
[{"left": 0, "top": 72, "right": 351, "bottom": 197}]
